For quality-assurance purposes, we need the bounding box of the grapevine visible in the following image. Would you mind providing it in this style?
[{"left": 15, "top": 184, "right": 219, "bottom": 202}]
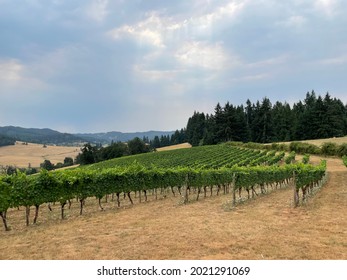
[
  {"left": 342, "top": 156, "right": 347, "bottom": 167},
  {"left": 0, "top": 145, "right": 327, "bottom": 230}
]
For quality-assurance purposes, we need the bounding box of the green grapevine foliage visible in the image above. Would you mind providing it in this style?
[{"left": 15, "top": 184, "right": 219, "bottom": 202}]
[
  {"left": 0, "top": 144, "right": 327, "bottom": 230},
  {"left": 342, "top": 156, "right": 347, "bottom": 167}
]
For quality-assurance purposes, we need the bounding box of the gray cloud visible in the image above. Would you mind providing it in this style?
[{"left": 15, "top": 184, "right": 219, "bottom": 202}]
[{"left": 0, "top": 0, "right": 346, "bottom": 133}]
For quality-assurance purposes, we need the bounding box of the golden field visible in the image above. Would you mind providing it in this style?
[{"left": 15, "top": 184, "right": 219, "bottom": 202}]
[{"left": 0, "top": 141, "right": 80, "bottom": 168}]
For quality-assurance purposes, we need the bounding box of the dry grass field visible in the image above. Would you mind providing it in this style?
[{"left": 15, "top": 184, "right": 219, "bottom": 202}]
[
  {"left": 156, "top": 142, "right": 192, "bottom": 152},
  {"left": 281, "top": 136, "right": 347, "bottom": 147},
  {"left": 0, "top": 156, "right": 346, "bottom": 260},
  {"left": 0, "top": 141, "right": 81, "bottom": 168}
]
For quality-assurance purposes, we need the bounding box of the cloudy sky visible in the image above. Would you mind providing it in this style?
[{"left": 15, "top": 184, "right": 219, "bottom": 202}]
[{"left": 1, "top": 0, "right": 347, "bottom": 133}]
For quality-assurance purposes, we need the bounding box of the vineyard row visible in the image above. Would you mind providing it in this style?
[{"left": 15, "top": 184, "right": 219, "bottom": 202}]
[
  {"left": 343, "top": 156, "right": 347, "bottom": 167},
  {"left": 85, "top": 145, "right": 288, "bottom": 170},
  {"left": 0, "top": 161, "right": 326, "bottom": 231}
]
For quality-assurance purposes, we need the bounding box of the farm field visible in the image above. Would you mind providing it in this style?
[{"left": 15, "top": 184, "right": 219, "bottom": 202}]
[
  {"left": 0, "top": 142, "right": 80, "bottom": 168},
  {"left": 156, "top": 142, "right": 192, "bottom": 151},
  {"left": 279, "top": 135, "right": 347, "bottom": 147},
  {"left": 0, "top": 153, "right": 345, "bottom": 260}
]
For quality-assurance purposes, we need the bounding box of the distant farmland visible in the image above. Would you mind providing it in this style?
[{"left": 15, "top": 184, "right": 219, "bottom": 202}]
[{"left": 0, "top": 141, "right": 80, "bottom": 168}]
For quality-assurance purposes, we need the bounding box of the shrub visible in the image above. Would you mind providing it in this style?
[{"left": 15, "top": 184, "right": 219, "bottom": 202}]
[
  {"left": 243, "top": 142, "right": 264, "bottom": 150},
  {"left": 336, "top": 143, "right": 347, "bottom": 157},
  {"left": 227, "top": 141, "right": 243, "bottom": 147},
  {"left": 343, "top": 156, "right": 347, "bottom": 167},
  {"left": 321, "top": 142, "right": 338, "bottom": 156},
  {"left": 40, "top": 160, "right": 55, "bottom": 171},
  {"left": 270, "top": 143, "right": 289, "bottom": 151},
  {"left": 289, "top": 142, "right": 320, "bottom": 154}
]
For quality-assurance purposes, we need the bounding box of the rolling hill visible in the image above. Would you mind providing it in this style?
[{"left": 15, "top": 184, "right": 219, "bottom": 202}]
[
  {"left": 0, "top": 126, "right": 84, "bottom": 146},
  {"left": 0, "top": 126, "right": 174, "bottom": 146},
  {"left": 75, "top": 130, "right": 175, "bottom": 144}
]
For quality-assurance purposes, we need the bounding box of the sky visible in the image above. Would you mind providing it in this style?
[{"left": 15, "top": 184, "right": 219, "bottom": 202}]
[{"left": 1, "top": 0, "right": 347, "bottom": 133}]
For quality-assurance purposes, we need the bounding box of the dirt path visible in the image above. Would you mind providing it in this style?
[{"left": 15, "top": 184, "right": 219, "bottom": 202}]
[{"left": 0, "top": 157, "right": 346, "bottom": 260}]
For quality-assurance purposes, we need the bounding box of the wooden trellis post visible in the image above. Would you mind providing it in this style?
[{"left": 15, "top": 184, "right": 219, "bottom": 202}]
[{"left": 293, "top": 171, "right": 299, "bottom": 207}]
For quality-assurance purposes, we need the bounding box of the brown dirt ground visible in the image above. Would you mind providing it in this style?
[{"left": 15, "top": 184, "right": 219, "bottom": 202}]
[
  {"left": 0, "top": 156, "right": 346, "bottom": 260},
  {"left": 0, "top": 141, "right": 81, "bottom": 168}
]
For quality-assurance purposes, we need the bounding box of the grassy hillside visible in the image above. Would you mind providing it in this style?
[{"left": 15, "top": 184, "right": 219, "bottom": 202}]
[{"left": 83, "top": 143, "right": 284, "bottom": 170}]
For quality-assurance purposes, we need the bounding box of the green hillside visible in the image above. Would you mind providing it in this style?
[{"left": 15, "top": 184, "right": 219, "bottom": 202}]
[
  {"left": 83, "top": 143, "right": 285, "bottom": 170},
  {"left": 0, "top": 126, "right": 84, "bottom": 145}
]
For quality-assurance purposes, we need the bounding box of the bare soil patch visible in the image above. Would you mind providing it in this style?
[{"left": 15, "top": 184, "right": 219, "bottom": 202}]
[
  {"left": 0, "top": 142, "right": 80, "bottom": 168},
  {"left": 0, "top": 157, "right": 346, "bottom": 260}
]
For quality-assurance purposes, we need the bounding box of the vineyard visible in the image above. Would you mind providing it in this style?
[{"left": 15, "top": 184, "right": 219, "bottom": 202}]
[
  {"left": 0, "top": 144, "right": 327, "bottom": 231},
  {"left": 343, "top": 156, "right": 347, "bottom": 167}
]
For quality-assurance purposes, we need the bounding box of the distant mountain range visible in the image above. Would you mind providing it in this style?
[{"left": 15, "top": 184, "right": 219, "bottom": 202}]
[
  {"left": 75, "top": 131, "right": 175, "bottom": 144},
  {"left": 0, "top": 126, "right": 174, "bottom": 146},
  {"left": 0, "top": 126, "right": 84, "bottom": 145}
]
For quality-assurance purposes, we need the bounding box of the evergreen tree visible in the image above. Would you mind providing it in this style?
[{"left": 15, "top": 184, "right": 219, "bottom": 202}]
[
  {"left": 213, "top": 103, "right": 226, "bottom": 143},
  {"left": 313, "top": 95, "right": 328, "bottom": 139},
  {"left": 234, "top": 105, "right": 249, "bottom": 142},
  {"left": 259, "top": 97, "right": 274, "bottom": 143},
  {"left": 202, "top": 114, "right": 217, "bottom": 145},
  {"left": 159, "top": 135, "right": 170, "bottom": 147},
  {"left": 301, "top": 91, "right": 318, "bottom": 139},
  {"left": 251, "top": 101, "right": 262, "bottom": 142},
  {"left": 178, "top": 91, "right": 347, "bottom": 147},
  {"left": 292, "top": 100, "right": 305, "bottom": 140},
  {"left": 223, "top": 102, "right": 236, "bottom": 142},
  {"left": 179, "top": 128, "right": 187, "bottom": 143},
  {"left": 272, "top": 101, "right": 293, "bottom": 141},
  {"left": 142, "top": 136, "right": 149, "bottom": 144},
  {"left": 322, "top": 93, "right": 346, "bottom": 137},
  {"left": 152, "top": 136, "right": 161, "bottom": 148},
  {"left": 186, "top": 111, "right": 206, "bottom": 146},
  {"left": 245, "top": 99, "right": 255, "bottom": 141},
  {"left": 249, "top": 98, "right": 274, "bottom": 143},
  {"left": 170, "top": 130, "right": 181, "bottom": 145}
]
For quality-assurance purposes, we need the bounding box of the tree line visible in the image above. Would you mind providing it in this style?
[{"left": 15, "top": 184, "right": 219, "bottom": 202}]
[
  {"left": 74, "top": 90, "right": 347, "bottom": 165},
  {"left": 0, "top": 134, "right": 15, "bottom": 147},
  {"left": 183, "top": 91, "right": 347, "bottom": 146},
  {"left": 146, "top": 129, "right": 186, "bottom": 149},
  {"left": 75, "top": 137, "right": 151, "bottom": 165}
]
